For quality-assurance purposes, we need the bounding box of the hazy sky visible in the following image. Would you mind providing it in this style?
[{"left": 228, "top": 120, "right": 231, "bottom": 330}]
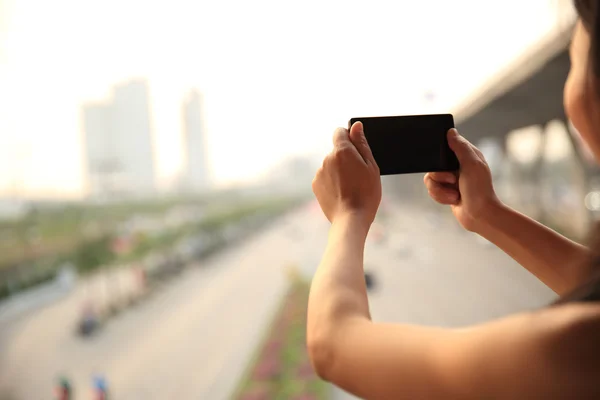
[{"left": 0, "top": 0, "right": 560, "bottom": 198}]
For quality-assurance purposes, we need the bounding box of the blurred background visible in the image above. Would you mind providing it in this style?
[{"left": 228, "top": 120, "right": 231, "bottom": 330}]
[{"left": 0, "top": 0, "right": 593, "bottom": 399}]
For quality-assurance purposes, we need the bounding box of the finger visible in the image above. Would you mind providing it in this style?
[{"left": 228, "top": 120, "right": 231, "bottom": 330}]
[
  {"left": 426, "top": 181, "right": 460, "bottom": 205},
  {"left": 348, "top": 121, "right": 375, "bottom": 164},
  {"left": 447, "top": 129, "right": 479, "bottom": 166},
  {"left": 472, "top": 146, "right": 485, "bottom": 161},
  {"left": 332, "top": 127, "right": 351, "bottom": 148},
  {"left": 424, "top": 173, "right": 458, "bottom": 191},
  {"left": 425, "top": 172, "right": 456, "bottom": 185}
]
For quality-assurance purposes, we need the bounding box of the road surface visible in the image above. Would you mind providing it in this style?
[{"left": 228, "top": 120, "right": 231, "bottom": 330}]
[
  {"left": 0, "top": 203, "right": 325, "bottom": 400},
  {"left": 0, "top": 200, "right": 557, "bottom": 400}
]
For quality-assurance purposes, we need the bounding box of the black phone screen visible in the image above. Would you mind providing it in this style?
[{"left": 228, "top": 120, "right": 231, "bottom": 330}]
[{"left": 348, "top": 114, "right": 459, "bottom": 175}]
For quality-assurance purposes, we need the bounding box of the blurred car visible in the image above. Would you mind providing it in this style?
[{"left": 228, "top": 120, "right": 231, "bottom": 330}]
[
  {"left": 173, "top": 239, "right": 195, "bottom": 264},
  {"left": 77, "top": 302, "right": 100, "bottom": 337},
  {"left": 181, "top": 235, "right": 211, "bottom": 260},
  {"left": 364, "top": 270, "right": 376, "bottom": 291},
  {"left": 143, "top": 253, "right": 166, "bottom": 280},
  {"left": 146, "top": 251, "right": 184, "bottom": 281}
]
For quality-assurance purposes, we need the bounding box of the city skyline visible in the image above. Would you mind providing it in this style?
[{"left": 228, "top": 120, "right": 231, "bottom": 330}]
[{"left": 0, "top": 0, "right": 561, "bottom": 199}]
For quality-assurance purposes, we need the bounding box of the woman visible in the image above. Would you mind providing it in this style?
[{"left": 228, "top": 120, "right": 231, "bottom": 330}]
[{"left": 308, "top": 1, "right": 600, "bottom": 398}]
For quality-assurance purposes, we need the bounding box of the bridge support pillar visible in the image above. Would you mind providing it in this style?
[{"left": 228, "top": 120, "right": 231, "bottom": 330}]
[{"left": 559, "top": 118, "right": 594, "bottom": 238}]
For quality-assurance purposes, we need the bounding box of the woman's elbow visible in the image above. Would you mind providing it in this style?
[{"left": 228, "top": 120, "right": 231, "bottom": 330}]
[{"left": 307, "top": 324, "right": 336, "bottom": 381}]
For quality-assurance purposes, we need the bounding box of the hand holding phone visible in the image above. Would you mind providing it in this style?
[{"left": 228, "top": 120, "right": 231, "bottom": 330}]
[
  {"left": 348, "top": 114, "right": 459, "bottom": 175},
  {"left": 312, "top": 123, "right": 382, "bottom": 228}
]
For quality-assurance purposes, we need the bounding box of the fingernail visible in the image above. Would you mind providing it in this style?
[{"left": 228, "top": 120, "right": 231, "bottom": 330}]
[
  {"left": 356, "top": 122, "right": 364, "bottom": 134},
  {"left": 449, "top": 128, "right": 459, "bottom": 137}
]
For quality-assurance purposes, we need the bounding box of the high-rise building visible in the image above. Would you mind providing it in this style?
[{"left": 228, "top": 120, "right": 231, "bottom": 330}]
[
  {"left": 82, "top": 79, "right": 156, "bottom": 199},
  {"left": 182, "top": 89, "right": 210, "bottom": 192},
  {"left": 111, "top": 80, "right": 156, "bottom": 194}
]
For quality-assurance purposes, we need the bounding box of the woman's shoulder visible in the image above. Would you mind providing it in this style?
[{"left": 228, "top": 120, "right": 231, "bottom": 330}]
[{"left": 534, "top": 302, "right": 600, "bottom": 383}]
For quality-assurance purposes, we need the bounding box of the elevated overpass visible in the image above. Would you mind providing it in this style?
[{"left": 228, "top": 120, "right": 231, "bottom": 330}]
[
  {"left": 387, "top": 14, "right": 599, "bottom": 239},
  {"left": 453, "top": 26, "right": 572, "bottom": 143},
  {"left": 450, "top": 17, "right": 600, "bottom": 239}
]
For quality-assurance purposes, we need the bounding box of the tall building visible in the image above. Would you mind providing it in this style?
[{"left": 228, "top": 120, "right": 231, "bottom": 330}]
[
  {"left": 182, "top": 89, "right": 210, "bottom": 192},
  {"left": 111, "top": 80, "right": 156, "bottom": 194},
  {"left": 82, "top": 79, "right": 157, "bottom": 199}
]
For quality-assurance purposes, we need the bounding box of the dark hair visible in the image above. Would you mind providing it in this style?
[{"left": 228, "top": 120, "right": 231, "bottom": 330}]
[
  {"left": 551, "top": 1, "right": 600, "bottom": 305},
  {"left": 575, "top": 0, "right": 600, "bottom": 79}
]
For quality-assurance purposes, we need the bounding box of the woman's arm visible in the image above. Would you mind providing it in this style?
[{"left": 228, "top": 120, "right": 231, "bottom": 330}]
[
  {"left": 425, "top": 129, "right": 591, "bottom": 295},
  {"left": 307, "top": 212, "right": 371, "bottom": 370},
  {"left": 308, "top": 213, "right": 600, "bottom": 399},
  {"left": 473, "top": 201, "right": 590, "bottom": 295},
  {"left": 309, "top": 123, "right": 600, "bottom": 399}
]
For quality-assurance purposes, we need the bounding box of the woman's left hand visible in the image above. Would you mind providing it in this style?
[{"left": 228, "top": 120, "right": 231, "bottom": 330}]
[{"left": 312, "top": 121, "right": 382, "bottom": 228}]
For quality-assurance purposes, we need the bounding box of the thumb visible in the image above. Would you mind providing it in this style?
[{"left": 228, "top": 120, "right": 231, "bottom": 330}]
[
  {"left": 349, "top": 121, "right": 375, "bottom": 163},
  {"left": 447, "top": 128, "right": 477, "bottom": 165}
]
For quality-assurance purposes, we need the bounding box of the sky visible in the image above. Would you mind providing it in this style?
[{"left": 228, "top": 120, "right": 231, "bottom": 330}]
[{"left": 0, "top": 0, "right": 561, "bottom": 198}]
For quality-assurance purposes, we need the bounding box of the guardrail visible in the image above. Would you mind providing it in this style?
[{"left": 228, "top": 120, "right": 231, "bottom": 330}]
[{"left": 0, "top": 267, "right": 76, "bottom": 325}]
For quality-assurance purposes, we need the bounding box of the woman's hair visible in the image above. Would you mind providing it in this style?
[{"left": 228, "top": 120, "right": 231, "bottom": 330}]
[{"left": 575, "top": 0, "right": 600, "bottom": 81}]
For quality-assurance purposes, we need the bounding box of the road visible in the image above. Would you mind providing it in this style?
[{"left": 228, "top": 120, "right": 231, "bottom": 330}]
[
  {"left": 0, "top": 200, "right": 557, "bottom": 400},
  {"left": 0, "top": 203, "right": 326, "bottom": 400}
]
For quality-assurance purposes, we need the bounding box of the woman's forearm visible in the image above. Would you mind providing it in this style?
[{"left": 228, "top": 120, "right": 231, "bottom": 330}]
[
  {"left": 307, "top": 213, "right": 372, "bottom": 342},
  {"left": 474, "top": 202, "right": 591, "bottom": 295}
]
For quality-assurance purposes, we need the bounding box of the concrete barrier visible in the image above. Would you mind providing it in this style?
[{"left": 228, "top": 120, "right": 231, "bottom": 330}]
[{"left": 0, "top": 267, "right": 76, "bottom": 325}]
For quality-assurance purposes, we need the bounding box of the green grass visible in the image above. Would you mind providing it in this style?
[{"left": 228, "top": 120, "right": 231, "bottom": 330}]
[
  {"left": 0, "top": 193, "right": 226, "bottom": 270},
  {"left": 0, "top": 195, "right": 296, "bottom": 271},
  {"left": 0, "top": 196, "right": 303, "bottom": 300}
]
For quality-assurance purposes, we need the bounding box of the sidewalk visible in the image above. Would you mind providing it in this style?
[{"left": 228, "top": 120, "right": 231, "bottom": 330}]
[{"left": 0, "top": 271, "right": 74, "bottom": 326}]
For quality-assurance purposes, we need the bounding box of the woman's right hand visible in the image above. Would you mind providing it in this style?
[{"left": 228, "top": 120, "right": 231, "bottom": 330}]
[{"left": 424, "top": 128, "right": 501, "bottom": 232}]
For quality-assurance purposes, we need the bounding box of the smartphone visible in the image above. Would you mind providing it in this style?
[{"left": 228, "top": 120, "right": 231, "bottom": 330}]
[{"left": 348, "top": 114, "right": 459, "bottom": 175}]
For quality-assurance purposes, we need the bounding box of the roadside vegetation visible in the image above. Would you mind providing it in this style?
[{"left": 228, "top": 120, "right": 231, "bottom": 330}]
[{"left": 0, "top": 194, "right": 304, "bottom": 301}]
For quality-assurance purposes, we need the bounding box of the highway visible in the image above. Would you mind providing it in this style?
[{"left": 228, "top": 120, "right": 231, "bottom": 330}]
[{"left": 0, "top": 199, "right": 557, "bottom": 400}]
